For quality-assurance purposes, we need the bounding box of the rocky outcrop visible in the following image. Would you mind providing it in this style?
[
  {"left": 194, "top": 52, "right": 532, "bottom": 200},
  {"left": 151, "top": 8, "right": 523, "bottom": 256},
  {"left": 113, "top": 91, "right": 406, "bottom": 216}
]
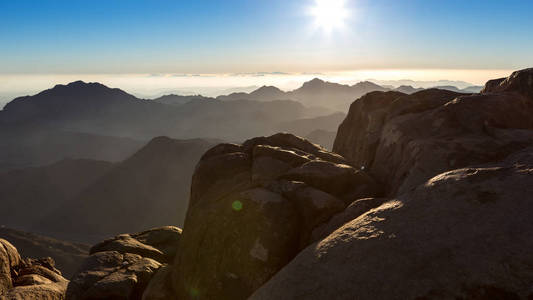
[
  {"left": 251, "top": 146, "right": 533, "bottom": 299},
  {"left": 333, "top": 68, "right": 533, "bottom": 195},
  {"left": 67, "top": 226, "right": 181, "bottom": 300},
  {"left": 0, "top": 227, "right": 89, "bottom": 279},
  {"left": 172, "top": 133, "right": 381, "bottom": 300},
  {"left": 482, "top": 67, "right": 533, "bottom": 99},
  {"left": 1, "top": 239, "right": 68, "bottom": 299}
]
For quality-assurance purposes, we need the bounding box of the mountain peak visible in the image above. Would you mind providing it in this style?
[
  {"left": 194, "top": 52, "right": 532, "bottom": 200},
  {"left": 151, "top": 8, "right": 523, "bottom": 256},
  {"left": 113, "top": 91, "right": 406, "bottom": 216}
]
[
  {"left": 50, "top": 80, "right": 110, "bottom": 91},
  {"left": 482, "top": 67, "right": 533, "bottom": 99},
  {"left": 299, "top": 78, "right": 327, "bottom": 90},
  {"left": 308, "top": 78, "right": 325, "bottom": 84},
  {"left": 254, "top": 85, "right": 283, "bottom": 93},
  {"left": 67, "top": 80, "right": 88, "bottom": 86}
]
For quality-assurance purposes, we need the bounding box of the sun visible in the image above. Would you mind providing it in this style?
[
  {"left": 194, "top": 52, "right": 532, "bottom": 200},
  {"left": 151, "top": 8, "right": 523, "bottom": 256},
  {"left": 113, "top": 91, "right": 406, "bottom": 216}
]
[{"left": 309, "top": 0, "right": 350, "bottom": 33}]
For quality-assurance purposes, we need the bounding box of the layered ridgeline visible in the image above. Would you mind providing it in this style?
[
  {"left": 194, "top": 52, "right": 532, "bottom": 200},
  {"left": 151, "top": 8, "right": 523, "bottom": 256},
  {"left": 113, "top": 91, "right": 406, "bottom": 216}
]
[
  {"left": 37, "top": 137, "right": 216, "bottom": 243},
  {"left": 0, "top": 81, "right": 348, "bottom": 171},
  {"left": 216, "top": 78, "right": 483, "bottom": 111},
  {"left": 0, "top": 136, "right": 216, "bottom": 246},
  {"left": 0, "top": 78, "right": 482, "bottom": 171},
  {"left": 0, "top": 80, "right": 334, "bottom": 141},
  {"left": 54, "top": 68, "right": 533, "bottom": 300},
  {"left": 217, "top": 79, "right": 389, "bottom": 111}
]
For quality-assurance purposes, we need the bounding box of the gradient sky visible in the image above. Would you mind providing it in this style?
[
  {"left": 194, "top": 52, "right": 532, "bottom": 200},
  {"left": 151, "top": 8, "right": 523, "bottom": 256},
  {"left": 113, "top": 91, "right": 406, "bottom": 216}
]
[
  {"left": 2, "top": 0, "right": 532, "bottom": 74},
  {"left": 0, "top": 0, "right": 532, "bottom": 104}
]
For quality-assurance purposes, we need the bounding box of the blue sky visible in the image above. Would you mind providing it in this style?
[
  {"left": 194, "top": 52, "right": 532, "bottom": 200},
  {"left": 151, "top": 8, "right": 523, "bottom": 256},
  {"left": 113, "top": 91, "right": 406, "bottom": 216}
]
[
  {"left": 0, "top": 0, "right": 532, "bottom": 104},
  {"left": 1, "top": 0, "right": 532, "bottom": 74}
]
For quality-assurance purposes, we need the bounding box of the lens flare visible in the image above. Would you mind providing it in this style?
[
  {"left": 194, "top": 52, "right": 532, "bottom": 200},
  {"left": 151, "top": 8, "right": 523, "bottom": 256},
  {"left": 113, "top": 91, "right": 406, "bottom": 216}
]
[
  {"left": 232, "top": 200, "right": 243, "bottom": 211},
  {"left": 309, "top": 0, "right": 350, "bottom": 33}
]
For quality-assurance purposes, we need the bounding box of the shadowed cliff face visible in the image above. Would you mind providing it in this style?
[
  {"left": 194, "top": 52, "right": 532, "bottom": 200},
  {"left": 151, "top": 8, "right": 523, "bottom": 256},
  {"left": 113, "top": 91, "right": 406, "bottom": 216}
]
[
  {"left": 334, "top": 68, "right": 533, "bottom": 196},
  {"left": 172, "top": 133, "right": 381, "bottom": 300},
  {"left": 248, "top": 68, "right": 533, "bottom": 299}
]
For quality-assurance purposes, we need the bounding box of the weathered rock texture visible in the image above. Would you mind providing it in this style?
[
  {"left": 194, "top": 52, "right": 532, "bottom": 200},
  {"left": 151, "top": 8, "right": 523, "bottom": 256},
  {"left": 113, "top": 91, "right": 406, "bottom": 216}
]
[
  {"left": 333, "top": 68, "right": 533, "bottom": 196},
  {"left": 0, "top": 227, "right": 89, "bottom": 279},
  {"left": 1, "top": 239, "right": 68, "bottom": 300},
  {"left": 249, "top": 68, "right": 533, "bottom": 299},
  {"left": 173, "top": 133, "right": 381, "bottom": 300},
  {"left": 251, "top": 146, "right": 533, "bottom": 299},
  {"left": 66, "top": 226, "right": 181, "bottom": 300}
]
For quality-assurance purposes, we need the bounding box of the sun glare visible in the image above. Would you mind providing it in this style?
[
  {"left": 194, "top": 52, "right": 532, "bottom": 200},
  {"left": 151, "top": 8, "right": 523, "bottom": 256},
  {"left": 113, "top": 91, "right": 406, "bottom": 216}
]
[{"left": 309, "top": 0, "right": 349, "bottom": 33}]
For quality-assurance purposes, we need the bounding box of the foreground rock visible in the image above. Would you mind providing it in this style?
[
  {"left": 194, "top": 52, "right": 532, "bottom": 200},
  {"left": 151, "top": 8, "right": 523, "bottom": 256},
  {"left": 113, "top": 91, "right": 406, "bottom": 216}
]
[
  {"left": 334, "top": 68, "right": 533, "bottom": 195},
  {"left": 173, "top": 133, "right": 381, "bottom": 300},
  {"left": 67, "top": 226, "right": 181, "bottom": 300},
  {"left": 251, "top": 146, "right": 533, "bottom": 299},
  {"left": 1, "top": 239, "right": 68, "bottom": 299},
  {"left": 0, "top": 227, "right": 89, "bottom": 279},
  {"left": 249, "top": 68, "right": 533, "bottom": 299}
]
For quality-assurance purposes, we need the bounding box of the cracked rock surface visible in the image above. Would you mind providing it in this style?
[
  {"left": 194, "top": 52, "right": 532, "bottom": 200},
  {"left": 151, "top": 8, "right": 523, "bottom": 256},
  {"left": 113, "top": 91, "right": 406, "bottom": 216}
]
[{"left": 172, "top": 133, "right": 381, "bottom": 300}]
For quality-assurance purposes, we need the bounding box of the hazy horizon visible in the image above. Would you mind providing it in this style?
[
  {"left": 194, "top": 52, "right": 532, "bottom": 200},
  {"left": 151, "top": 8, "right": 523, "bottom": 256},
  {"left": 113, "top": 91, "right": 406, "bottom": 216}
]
[{"left": 0, "top": 68, "right": 516, "bottom": 108}]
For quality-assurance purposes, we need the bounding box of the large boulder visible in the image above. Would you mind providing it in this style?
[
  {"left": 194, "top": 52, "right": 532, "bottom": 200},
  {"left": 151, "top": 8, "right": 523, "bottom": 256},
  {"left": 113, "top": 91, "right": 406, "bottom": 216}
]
[
  {"left": 0, "top": 239, "right": 21, "bottom": 294},
  {"left": 0, "top": 239, "right": 68, "bottom": 300},
  {"left": 482, "top": 67, "right": 533, "bottom": 99},
  {"left": 0, "top": 227, "right": 89, "bottom": 279},
  {"left": 251, "top": 146, "right": 533, "bottom": 299},
  {"left": 67, "top": 226, "right": 181, "bottom": 300},
  {"left": 333, "top": 68, "right": 533, "bottom": 195},
  {"left": 173, "top": 133, "right": 381, "bottom": 300}
]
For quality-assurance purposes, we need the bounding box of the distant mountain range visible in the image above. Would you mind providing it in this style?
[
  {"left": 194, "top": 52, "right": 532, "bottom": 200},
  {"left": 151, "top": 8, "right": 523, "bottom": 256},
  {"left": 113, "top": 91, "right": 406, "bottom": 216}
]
[
  {"left": 0, "top": 75, "right": 493, "bottom": 283},
  {"left": 0, "top": 81, "right": 344, "bottom": 171},
  {"left": 0, "top": 81, "right": 329, "bottom": 141},
  {"left": 216, "top": 79, "right": 389, "bottom": 111},
  {"left": 371, "top": 78, "right": 483, "bottom": 90},
  {"left": 1, "top": 137, "right": 216, "bottom": 244},
  {"left": 212, "top": 78, "right": 483, "bottom": 110},
  {"left": 0, "top": 158, "right": 113, "bottom": 231},
  {"left": 0, "top": 127, "right": 143, "bottom": 171},
  {"left": 0, "top": 79, "right": 484, "bottom": 171}
]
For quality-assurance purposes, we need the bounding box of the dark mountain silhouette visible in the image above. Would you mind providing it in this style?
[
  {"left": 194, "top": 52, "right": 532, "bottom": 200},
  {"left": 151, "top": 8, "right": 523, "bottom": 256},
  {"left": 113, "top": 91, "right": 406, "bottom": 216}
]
[
  {"left": 432, "top": 85, "right": 484, "bottom": 93},
  {"left": 391, "top": 84, "right": 482, "bottom": 95},
  {"left": 460, "top": 85, "right": 484, "bottom": 93},
  {"left": 170, "top": 98, "right": 312, "bottom": 141},
  {"left": 153, "top": 94, "right": 214, "bottom": 105},
  {"left": 0, "top": 127, "right": 142, "bottom": 171},
  {"left": 217, "top": 85, "right": 286, "bottom": 102},
  {"left": 0, "top": 227, "right": 89, "bottom": 279},
  {"left": 37, "top": 137, "right": 217, "bottom": 243},
  {"left": 394, "top": 85, "right": 424, "bottom": 94},
  {"left": 0, "top": 159, "right": 113, "bottom": 230},
  {"left": 432, "top": 85, "right": 464, "bottom": 93},
  {"left": 290, "top": 79, "right": 388, "bottom": 110},
  {"left": 216, "top": 78, "right": 389, "bottom": 111},
  {"left": 275, "top": 112, "right": 346, "bottom": 138},
  {"left": 0, "top": 81, "right": 174, "bottom": 139},
  {"left": 0, "top": 81, "right": 324, "bottom": 143}
]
